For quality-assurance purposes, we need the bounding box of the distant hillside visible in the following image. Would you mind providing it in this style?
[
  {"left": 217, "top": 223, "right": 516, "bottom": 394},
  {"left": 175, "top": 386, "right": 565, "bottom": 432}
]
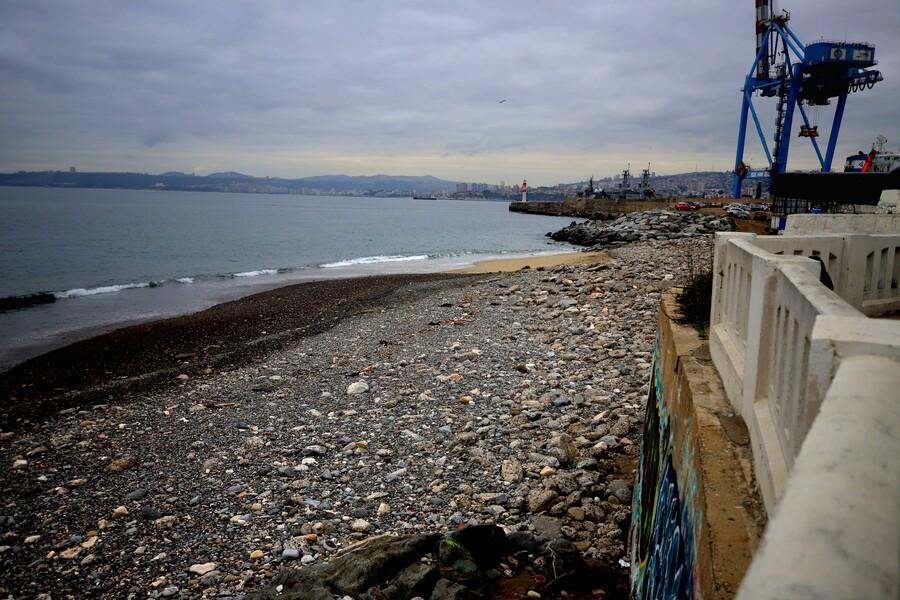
[
  {"left": 207, "top": 171, "right": 253, "bottom": 179},
  {"left": 0, "top": 169, "right": 736, "bottom": 198},
  {"left": 0, "top": 171, "right": 461, "bottom": 195},
  {"left": 566, "top": 171, "right": 735, "bottom": 198}
]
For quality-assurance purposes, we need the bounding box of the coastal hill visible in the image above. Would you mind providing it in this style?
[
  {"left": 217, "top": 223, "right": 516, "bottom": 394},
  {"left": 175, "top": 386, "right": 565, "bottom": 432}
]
[
  {"left": 0, "top": 171, "right": 462, "bottom": 196},
  {"left": 0, "top": 169, "right": 735, "bottom": 199}
]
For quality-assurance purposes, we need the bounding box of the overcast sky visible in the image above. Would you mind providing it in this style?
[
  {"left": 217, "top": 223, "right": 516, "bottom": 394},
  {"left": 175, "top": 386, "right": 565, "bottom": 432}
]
[{"left": 1, "top": 0, "right": 897, "bottom": 186}]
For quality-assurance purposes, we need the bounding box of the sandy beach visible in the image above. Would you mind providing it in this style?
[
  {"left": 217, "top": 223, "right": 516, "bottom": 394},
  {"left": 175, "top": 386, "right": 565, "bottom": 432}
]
[
  {"left": 0, "top": 239, "right": 712, "bottom": 598},
  {"left": 454, "top": 251, "right": 609, "bottom": 274}
]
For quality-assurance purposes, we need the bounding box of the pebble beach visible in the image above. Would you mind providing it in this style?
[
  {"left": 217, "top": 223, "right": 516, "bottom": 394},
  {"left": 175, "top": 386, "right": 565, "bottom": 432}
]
[{"left": 0, "top": 236, "right": 714, "bottom": 599}]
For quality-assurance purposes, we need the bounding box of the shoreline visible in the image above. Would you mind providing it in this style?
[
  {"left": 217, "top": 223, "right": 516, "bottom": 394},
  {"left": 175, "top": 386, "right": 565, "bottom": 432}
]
[
  {"left": 0, "top": 238, "right": 713, "bottom": 598},
  {"left": 453, "top": 250, "right": 608, "bottom": 274},
  {"left": 0, "top": 249, "right": 584, "bottom": 373},
  {"left": 0, "top": 273, "right": 476, "bottom": 426},
  {"left": 0, "top": 252, "right": 605, "bottom": 426}
]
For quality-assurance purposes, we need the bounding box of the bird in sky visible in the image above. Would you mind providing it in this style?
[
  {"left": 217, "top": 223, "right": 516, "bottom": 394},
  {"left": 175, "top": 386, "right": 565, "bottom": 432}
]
[{"left": 497, "top": 99, "right": 507, "bottom": 104}]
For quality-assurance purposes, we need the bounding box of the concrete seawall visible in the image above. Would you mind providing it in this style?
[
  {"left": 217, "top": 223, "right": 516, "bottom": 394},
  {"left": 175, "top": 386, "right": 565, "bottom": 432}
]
[
  {"left": 630, "top": 292, "right": 765, "bottom": 598},
  {"left": 509, "top": 199, "right": 674, "bottom": 220}
]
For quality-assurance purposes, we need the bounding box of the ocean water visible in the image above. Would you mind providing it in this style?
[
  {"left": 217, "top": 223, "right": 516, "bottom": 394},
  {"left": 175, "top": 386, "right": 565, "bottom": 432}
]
[{"left": 0, "top": 186, "right": 575, "bottom": 369}]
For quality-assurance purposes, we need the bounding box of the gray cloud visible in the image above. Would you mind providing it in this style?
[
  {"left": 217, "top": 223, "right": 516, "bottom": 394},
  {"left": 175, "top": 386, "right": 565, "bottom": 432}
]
[
  {"left": 141, "top": 132, "right": 174, "bottom": 148},
  {"left": 0, "top": 0, "right": 897, "bottom": 185}
]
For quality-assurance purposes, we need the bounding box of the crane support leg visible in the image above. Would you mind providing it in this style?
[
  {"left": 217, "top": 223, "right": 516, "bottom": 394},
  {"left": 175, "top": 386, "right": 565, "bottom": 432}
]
[
  {"left": 823, "top": 93, "right": 848, "bottom": 172},
  {"left": 774, "top": 65, "right": 803, "bottom": 175},
  {"left": 733, "top": 92, "right": 752, "bottom": 197}
]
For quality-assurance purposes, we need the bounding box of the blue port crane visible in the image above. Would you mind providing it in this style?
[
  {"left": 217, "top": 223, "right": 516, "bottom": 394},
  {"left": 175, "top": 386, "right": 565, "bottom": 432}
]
[{"left": 732, "top": 1, "right": 882, "bottom": 198}]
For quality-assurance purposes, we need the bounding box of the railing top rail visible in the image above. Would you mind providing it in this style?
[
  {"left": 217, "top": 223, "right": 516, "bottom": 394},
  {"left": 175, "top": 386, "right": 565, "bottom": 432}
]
[
  {"left": 737, "top": 354, "right": 900, "bottom": 600},
  {"left": 776, "top": 263, "right": 861, "bottom": 318}
]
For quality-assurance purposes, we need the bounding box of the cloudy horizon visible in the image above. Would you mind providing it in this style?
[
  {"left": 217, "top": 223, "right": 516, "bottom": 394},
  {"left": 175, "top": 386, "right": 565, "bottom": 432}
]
[{"left": 1, "top": 0, "right": 897, "bottom": 187}]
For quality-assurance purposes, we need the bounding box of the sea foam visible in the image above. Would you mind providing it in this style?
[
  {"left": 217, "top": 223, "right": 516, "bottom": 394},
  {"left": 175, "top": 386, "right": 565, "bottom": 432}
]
[
  {"left": 319, "top": 255, "right": 429, "bottom": 268},
  {"left": 232, "top": 269, "right": 278, "bottom": 278},
  {"left": 55, "top": 282, "right": 150, "bottom": 298}
]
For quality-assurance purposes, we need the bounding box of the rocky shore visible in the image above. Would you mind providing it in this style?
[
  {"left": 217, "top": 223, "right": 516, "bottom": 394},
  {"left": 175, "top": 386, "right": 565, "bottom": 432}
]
[
  {"left": 548, "top": 208, "right": 734, "bottom": 246},
  {"left": 0, "top": 235, "right": 713, "bottom": 599}
]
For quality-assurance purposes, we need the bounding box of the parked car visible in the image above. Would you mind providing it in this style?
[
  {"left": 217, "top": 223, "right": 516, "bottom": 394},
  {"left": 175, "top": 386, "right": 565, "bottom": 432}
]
[
  {"left": 752, "top": 210, "right": 768, "bottom": 221},
  {"left": 730, "top": 209, "right": 750, "bottom": 219},
  {"left": 675, "top": 202, "right": 698, "bottom": 211}
]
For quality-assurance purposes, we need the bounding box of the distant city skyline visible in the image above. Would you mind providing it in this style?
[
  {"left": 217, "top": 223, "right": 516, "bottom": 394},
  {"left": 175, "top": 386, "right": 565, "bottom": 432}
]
[
  {"left": 1, "top": 1, "right": 897, "bottom": 187},
  {"left": 1, "top": 166, "right": 736, "bottom": 202}
]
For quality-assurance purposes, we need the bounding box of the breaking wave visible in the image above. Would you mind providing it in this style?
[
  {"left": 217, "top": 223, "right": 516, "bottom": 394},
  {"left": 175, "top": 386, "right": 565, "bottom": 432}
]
[
  {"left": 231, "top": 269, "right": 279, "bottom": 278},
  {"left": 319, "top": 255, "right": 430, "bottom": 268},
  {"left": 54, "top": 282, "right": 151, "bottom": 298}
]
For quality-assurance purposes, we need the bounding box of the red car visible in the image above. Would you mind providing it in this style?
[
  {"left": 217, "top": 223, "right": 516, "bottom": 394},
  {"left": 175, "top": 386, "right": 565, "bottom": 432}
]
[{"left": 675, "top": 202, "right": 698, "bottom": 211}]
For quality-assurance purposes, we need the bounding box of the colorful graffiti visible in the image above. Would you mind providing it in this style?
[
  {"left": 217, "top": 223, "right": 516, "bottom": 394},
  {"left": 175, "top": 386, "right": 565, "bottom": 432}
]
[{"left": 630, "top": 339, "right": 703, "bottom": 599}]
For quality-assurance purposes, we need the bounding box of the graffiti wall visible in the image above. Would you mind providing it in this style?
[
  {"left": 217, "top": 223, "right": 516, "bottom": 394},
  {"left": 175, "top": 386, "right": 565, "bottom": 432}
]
[{"left": 630, "top": 338, "right": 708, "bottom": 599}]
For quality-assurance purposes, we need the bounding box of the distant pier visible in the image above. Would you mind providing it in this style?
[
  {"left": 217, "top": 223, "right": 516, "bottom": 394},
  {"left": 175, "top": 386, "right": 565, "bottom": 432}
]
[{"left": 509, "top": 198, "right": 673, "bottom": 220}]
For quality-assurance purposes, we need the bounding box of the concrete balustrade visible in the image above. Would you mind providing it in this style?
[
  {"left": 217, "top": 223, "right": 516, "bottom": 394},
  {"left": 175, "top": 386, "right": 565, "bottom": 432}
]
[
  {"left": 711, "top": 228, "right": 900, "bottom": 513},
  {"left": 736, "top": 354, "right": 900, "bottom": 600},
  {"left": 713, "top": 233, "right": 853, "bottom": 509},
  {"left": 751, "top": 231, "right": 900, "bottom": 316},
  {"left": 709, "top": 217, "right": 900, "bottom": 599}
]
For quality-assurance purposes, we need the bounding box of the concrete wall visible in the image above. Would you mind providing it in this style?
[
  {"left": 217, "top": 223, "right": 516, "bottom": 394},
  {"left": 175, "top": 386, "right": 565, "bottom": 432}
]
[
  {"left": 630, "top": 295, "right": 763, "bottom": 599},
  {"left": 784, "top": 213, "right": 900, "bottom": 234}
]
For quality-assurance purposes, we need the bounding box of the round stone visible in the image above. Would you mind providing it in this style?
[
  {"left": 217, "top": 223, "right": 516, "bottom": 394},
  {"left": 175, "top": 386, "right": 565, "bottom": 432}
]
[{"left": 347, "top": 381, "right": 370, "bottom": 395}]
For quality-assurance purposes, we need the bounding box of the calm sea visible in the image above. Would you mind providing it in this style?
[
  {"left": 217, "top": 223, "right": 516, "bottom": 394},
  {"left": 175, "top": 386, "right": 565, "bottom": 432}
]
[{"left": 0, "top": 186, "right": 574, "bottom": 370}]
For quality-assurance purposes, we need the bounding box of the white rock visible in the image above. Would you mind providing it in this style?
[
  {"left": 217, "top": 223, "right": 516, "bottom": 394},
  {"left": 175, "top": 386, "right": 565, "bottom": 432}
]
[
  {"left": 347, "top": 381, "right": 370, "bottom": 395},
  {"left": 189, "top": 562, "right": 217, "bottom": 575},
  {"left": 351, "top": 519, "right": 372, "bottom": 533}
]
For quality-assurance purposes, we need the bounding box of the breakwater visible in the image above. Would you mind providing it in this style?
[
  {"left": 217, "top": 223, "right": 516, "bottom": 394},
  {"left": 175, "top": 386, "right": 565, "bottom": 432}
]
[
  {"left": 548, "top": 209, "right": 735, "bottom": 247},
  {"left": 510, "top": 198, "right": 674, "bottom": 220}
]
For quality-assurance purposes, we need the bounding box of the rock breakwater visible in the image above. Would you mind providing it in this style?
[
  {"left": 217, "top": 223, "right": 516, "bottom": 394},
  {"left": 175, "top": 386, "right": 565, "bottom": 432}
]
[{"left": 548, "top": 209, "right": 734, "bottom": 247}]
